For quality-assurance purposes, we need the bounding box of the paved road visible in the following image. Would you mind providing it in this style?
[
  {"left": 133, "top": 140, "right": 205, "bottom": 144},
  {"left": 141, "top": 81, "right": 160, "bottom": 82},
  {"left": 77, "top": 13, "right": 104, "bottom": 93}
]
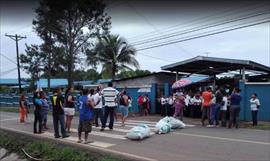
[{"left": 0, "top": 111, "right": 269, "bottom": 161}]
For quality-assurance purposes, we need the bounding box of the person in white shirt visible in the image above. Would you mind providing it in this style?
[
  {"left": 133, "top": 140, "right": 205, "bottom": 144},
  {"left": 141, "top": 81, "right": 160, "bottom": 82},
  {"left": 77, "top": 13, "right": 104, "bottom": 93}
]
[
  {"left": 190, "top": 92, "right": 202, "bottom": 118},
  {"left": 220, "top": 93, "right": 228, "bottom": 127},
  {"left": 92, "top": 87, "right": 103, "bottom": 128},
  {"left": 250, "top": 93, "right": 260, "bottom": 126},
  {"left": 168, "top": 96, "right": 174, "bottom": 116},
  {"left": 160, "top": 96, "right": 166, "bottom": 116},
  {"left": 100, "top": 82, "right": 119, "bottom": 131},
  {"left": 184, "top": 92, "right": 193, "bottom": 117}
]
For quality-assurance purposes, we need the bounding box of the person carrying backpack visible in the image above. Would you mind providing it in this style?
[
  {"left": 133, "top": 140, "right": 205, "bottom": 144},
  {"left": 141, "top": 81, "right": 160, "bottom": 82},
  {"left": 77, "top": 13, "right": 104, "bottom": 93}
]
[{"left": 119, "top": 91, "right": 129, "bottom": 126}]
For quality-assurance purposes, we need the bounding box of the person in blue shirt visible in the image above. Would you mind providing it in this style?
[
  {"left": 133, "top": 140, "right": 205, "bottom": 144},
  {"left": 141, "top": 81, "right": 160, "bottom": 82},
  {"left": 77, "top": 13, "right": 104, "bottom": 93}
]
[
  {"left": 229, "top": 87, "right": 242, "bottom": 129},
  {"left": 40, "top": 91, "right": 49, "bottom": 130},
  {"left": 33, "top": 91, "right": 43, "bottom": 134},
  {"left": 78, "top": 89, "right": 95, "bottom": 144}
]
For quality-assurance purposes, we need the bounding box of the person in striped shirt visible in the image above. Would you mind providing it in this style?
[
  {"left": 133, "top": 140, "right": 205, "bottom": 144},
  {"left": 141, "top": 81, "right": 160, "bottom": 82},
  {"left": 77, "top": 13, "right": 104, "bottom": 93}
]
[{"left": 100, "top": 82, "right": 119, "bottom": 131}]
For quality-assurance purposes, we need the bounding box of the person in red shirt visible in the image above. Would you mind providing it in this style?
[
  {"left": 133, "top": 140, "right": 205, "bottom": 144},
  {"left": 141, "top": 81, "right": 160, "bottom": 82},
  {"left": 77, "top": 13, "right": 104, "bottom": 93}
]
[
  {"left": 137, "top": 95, "right": 144, "bottom": 116},
  {"left": 201, "top": 87, "right": 213, "bottom": 126}
]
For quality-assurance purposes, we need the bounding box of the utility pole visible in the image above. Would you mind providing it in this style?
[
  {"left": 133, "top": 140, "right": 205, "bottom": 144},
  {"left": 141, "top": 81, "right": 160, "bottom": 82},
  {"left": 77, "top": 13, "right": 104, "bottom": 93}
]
[{"left": 5, "top": 34, "right": 26, "bottom": 94}]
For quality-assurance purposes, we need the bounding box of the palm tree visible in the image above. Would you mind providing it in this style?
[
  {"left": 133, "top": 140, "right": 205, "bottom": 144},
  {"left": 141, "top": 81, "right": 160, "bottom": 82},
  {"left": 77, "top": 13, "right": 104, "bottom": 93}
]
[{"left": 87, "top": 34, "right": 139, "bottom": 80}]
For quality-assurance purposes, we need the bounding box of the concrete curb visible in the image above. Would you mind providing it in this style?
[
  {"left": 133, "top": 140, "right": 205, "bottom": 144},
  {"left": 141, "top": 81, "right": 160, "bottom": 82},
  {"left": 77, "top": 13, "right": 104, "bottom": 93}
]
[{"left": 0, "top": 127, "right": 157, "bottom": 161}]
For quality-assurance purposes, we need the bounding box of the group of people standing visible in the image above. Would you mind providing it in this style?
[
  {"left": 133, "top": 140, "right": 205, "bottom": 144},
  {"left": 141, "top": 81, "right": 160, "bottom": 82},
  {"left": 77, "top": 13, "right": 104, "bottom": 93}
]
[
  {"left": 159, "top": 86, "right": 261, "bottom": 128},
  {"left": 201, "top": 87, "right": 260, "bottom": 128},
  {"left": 137, "top": 94, "right": 150, "bottom": 116},
  {"left": 160, "top": 92, "right": 202, "bottom": 121},
  {"left": 20, "top": 82, "right": 134, "bottom": 143}
]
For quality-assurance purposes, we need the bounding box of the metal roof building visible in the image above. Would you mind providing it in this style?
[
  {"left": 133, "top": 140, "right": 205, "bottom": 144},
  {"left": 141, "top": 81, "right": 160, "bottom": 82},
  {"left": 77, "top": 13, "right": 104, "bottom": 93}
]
[{"left": 161, "top": 56, "right": 270, "bottom": 77}]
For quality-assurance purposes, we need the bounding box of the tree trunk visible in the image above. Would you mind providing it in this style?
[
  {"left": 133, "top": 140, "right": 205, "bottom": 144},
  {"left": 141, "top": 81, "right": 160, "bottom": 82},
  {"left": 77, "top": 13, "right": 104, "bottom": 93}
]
[
  {"left": 47, "top": 32, "right": 52, "bottom": 92},
  {"left": 48, "top": 52, "right": 51, "bottom": 92},
  {"left": 67, "top": 12, "right": 74, "bottom": 88}
]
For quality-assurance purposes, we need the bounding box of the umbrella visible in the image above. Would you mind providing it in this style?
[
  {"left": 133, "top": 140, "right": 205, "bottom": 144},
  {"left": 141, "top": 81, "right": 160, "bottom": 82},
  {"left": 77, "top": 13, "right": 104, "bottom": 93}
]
[{"left": 172, "top": 79, "right": 192, "bottom": 89}]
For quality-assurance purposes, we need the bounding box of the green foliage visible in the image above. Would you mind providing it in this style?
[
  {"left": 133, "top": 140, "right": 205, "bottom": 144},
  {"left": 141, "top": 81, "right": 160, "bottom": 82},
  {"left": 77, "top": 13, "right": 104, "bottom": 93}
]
[
  {"left": 40, "top": 68, "right": 101, "bottom": 82},
  {"left": 0, "top": 86, "right": 9, "bottom": 93},
  {"left": 20, "top": 44, "right": 65, "bottom": 91},
  {"left": 242, "top": 123, "right": 270, "bottom": 130},
  {"left": 33, "top": 0, "right": 111, "bottom": 86},
  {"left": 0, "top": 130, "right": 120, "bottom": 161},
  {"left": 116, "top": 69, "right": 152, "bottom": 79},
  {"left": 87, "top": 34, "right": 139, "bottom": 80}
]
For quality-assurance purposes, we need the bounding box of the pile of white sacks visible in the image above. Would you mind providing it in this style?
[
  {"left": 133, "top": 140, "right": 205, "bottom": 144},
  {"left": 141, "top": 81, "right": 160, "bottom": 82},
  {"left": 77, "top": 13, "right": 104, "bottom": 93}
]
[
  {"left": 126, "top": 117, "right": 186, "bottom": 140},
  {"left": 155, "top": 116, "right": 186, "bottom": 134}
]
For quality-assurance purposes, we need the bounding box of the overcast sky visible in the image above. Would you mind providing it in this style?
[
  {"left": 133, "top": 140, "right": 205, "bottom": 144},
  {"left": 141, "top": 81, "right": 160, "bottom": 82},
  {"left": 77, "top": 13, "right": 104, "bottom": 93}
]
[{"left": 0, "top": 0, "right": 269, "bottom": 78}]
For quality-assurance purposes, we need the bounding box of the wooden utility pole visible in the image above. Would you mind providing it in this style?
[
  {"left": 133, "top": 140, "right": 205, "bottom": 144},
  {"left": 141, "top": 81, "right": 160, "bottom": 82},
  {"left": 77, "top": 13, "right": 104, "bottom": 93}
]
[{"left": 5, "top": 34, "right": 26, "bottom": 94}]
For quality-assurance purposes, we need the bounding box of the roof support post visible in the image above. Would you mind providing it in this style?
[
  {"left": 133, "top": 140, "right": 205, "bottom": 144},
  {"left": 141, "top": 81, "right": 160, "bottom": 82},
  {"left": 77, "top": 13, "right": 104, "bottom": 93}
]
[
  {"left": 213, "top": 74, "right": 216, "bottom": 92},
  {"left": 242, "top": 67, "right": 246, "bottom": 82},
  {"left": 176, "top": 72, "right": 179, "bottom": 81}
]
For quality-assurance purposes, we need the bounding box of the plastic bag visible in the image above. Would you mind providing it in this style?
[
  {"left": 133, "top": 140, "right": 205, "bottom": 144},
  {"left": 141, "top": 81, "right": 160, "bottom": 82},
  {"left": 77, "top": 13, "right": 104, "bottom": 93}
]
[
  {"left": 155, "top": 119, "right": 171, "bottom": 134},
  {"left": 161, "top": 116, "right": 186, "bottom": 129},
  {"left": 168, "top": 117, "right": 186, "bottom": 129},
  {"left": 126, "top": 124, "right": 151, "bottom": 140}
]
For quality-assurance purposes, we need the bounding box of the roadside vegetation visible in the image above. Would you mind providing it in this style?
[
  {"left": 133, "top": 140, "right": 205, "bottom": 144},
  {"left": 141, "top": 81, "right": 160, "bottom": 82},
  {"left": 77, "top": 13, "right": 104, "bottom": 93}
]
[
  {"left": 0, "top": 130, "right": 119, "bottom": 161},
  {"left": 241, "top": 122, "right": 270, "bottom": 130}
]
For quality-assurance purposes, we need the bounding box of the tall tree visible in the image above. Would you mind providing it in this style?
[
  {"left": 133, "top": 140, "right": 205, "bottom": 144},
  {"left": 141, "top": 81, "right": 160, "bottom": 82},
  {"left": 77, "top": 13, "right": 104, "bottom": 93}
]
[
  {"left": 87, "top": 34, "right": 139, "bottom": 80},
  {"left": 20, "top": 44, "right": 46, "bottom": 91},
  {"left": 20, "top": 44, "right": 64, "bottom": 91},
  {"left": 33, "top": 0, "right": 111, "bottom": 87}
]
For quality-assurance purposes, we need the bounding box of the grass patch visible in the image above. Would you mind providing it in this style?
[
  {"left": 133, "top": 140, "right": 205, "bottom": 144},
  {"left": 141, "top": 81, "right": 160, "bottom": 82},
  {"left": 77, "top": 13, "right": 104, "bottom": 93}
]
[
  {"left": 242, "top": 123, "right": 270, "bottom": 130},
  {"left": 0, "top": 130, "right": 120, "bottom": 161}
]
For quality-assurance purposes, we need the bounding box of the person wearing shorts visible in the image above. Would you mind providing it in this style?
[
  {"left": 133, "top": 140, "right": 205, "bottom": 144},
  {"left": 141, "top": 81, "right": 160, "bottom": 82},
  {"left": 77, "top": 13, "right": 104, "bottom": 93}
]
[
  {"left": 119, "top": 91, "right": 129, "bottom": 126},
  {"left": 64, "top": 87, "right": 76, "bottom": 133},
  {"left": 78, "top": 89, "right": 94, "bottom": 144}
]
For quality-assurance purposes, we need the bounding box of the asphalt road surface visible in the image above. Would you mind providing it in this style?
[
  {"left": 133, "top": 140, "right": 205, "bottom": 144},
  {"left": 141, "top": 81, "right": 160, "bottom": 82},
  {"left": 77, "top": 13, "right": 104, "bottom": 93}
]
[{"left": 0, "top": 111, "right": 269, "bottom": 161}]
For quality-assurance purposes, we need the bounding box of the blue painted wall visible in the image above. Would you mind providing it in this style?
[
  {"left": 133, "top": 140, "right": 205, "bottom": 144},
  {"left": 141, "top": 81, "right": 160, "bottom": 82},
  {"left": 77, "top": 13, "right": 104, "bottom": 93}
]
[
  {"left": 117, "top": 87, "right": 140, "bottom": 113},
  {"left": 117, "top": 83, "right": 158, "bottom": 114},
  {"left": 240, "top": 81, "right": 270, "bottom": 121}
]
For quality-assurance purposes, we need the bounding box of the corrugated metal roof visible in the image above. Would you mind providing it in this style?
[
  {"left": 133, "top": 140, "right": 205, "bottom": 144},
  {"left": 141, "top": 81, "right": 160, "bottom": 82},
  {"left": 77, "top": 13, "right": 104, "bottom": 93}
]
[
  {"left": 36, "top": 79, "right": 68, "bottom": 88},
  {"left": 0, "top": 79, "right": 27, "bottom": 85},
  {"left": 161, "top": 56, "right": 270, "bottom": 75}
]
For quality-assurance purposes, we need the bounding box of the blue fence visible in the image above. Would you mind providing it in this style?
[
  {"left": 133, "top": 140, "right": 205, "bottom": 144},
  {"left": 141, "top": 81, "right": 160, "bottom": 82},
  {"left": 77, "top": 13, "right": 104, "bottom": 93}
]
[
  {"left": 240, "top": 81, "right": 270, "bottom": 121},
  {"left": 117, "top": 83, "right": 158, "bottom": 113}
]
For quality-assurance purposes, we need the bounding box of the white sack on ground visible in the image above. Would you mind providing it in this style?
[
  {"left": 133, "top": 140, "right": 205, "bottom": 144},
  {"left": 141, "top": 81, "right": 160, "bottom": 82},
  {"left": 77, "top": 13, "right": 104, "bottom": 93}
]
[
  {"left": 126, "top": 124, "right": 151, "bottom": 140},
  {"left": 161, "top": 116, "right": 186, "bottom": 129},
  {"left": 155, "top": 119, "right": 171, "bottom": 134}
]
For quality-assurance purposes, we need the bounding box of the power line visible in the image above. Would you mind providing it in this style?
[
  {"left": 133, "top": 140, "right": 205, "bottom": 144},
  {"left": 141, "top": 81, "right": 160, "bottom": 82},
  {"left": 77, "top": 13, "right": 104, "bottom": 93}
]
[
  {"left": 0, "top": 68, "right": 18, "bottom": 76},
  {"left": 136, "top": 52, "right": 175, "bottom": 63},
  {"left": 131, "top": 11, "right": 270, "bottom": 46},
  {"left": 135, "top": 20, "right": 270, "bottom": 51},
  {"left": 135, "top": 18, "right": 269, "bottom": 50},
  {"left": 127, "top": 1, "right": 269, "bottom": 41},
  {"left": 124, "top": 0, "right": 194, "bottom": 57},
  {"left": 0, "top": 53, "right": 17, "bottom": 65},
  {"left": 5, "top": 34, "right": 26, "bottom": 93}
]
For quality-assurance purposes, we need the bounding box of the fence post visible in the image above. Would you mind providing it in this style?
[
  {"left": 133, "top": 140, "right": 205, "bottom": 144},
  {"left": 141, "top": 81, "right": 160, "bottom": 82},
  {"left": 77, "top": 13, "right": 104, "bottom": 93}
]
[{"left": 150, "top": 83, "right": 157, "bottom": 114}]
